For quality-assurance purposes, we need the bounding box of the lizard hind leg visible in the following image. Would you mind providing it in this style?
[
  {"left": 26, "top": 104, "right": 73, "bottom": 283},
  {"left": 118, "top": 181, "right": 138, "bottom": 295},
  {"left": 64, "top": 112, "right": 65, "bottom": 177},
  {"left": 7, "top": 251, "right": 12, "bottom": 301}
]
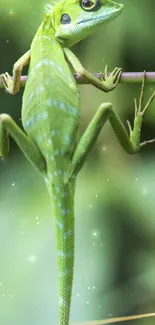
[
  {"left": 68, "top": 74, "right": 155, "bottom": 179},
  {"left": 0, "top": 113, "right": 47, "bottom": 175},
  {"left": 0, "top": 123, "right": 9, "bottom": 157}
]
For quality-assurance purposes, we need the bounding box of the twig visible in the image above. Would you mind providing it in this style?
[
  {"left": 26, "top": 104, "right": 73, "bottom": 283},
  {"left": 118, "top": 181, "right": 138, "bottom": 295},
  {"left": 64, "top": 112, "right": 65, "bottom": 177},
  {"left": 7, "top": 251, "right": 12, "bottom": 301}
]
[
  {"left": 1, "top": 72, "right": 155, "bottom": 89},
  {"left": 76, "top": 72, "right": 155, "bottom": 85},
  {"left": 71, "top": 312, "right": 155, "bottom": 325}
]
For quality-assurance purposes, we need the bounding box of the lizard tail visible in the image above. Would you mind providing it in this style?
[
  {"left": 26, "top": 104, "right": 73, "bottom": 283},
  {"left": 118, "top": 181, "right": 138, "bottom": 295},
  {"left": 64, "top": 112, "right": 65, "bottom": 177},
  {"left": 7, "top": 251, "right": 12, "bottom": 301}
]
[{"left": 46, "top": 178, "right": 75, "bottom": 325}]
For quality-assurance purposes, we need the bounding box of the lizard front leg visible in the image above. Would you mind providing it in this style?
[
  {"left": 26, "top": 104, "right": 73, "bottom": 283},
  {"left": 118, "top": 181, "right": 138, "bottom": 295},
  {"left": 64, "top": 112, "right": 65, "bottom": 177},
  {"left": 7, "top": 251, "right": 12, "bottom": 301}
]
[
  {"left": 0, "top": 50, "right": 46, "bottom": 174},
  {"left": 68, "top": 73, "right": 155, "bottom": 179},
  {"left": 64, "top": 47, "right": 122, "bottom": 92},
  {"left": 0, "top": 50, "right": 31, "bottom": 95},
  {"left": 0, "top": 114, "right": 46, "bottom": 175}
]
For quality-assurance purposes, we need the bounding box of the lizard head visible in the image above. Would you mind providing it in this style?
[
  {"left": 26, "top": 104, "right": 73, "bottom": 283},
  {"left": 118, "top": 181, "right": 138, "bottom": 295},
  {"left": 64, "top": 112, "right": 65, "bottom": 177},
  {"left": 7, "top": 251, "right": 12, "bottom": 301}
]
[{"left": 45, "top": 0, "right": 123, "bottom": 47}]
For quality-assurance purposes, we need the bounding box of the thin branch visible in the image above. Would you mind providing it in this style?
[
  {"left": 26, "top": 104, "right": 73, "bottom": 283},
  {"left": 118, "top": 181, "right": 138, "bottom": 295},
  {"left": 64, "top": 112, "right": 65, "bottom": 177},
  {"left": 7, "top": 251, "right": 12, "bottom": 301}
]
[
  {"left": 1, "top": 72, "right": 155, "bottom": 89},
  {"left": 76, "top": 72, "right": 155, "bottom": 85},
  {"left": 71, "top": 312, "right": 155, "bottom": 325}
]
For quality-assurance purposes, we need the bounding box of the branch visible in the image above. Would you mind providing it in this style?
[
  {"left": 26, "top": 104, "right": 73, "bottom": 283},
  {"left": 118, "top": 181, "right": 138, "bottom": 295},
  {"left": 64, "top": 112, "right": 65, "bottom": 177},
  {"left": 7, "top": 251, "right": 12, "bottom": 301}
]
[
  {"left": 75, "top": 72, "right": 155, "bottom": 85},
  {"left": 1, "top": 72, "right": 155, "bottom": 89},
  {"left": 72, "top": 312, "right": 155, "bottom": 325}
]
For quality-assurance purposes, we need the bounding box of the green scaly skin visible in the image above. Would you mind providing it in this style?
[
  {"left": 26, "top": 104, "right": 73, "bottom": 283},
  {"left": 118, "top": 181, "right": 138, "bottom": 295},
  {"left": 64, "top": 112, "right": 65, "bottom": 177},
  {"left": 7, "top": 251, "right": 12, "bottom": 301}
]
[
  {"left": 22, "top": 16, "right": 80, "bottom": 325},
  {"left": 1, "top": 1, "right": 155, "bottom": 325}
]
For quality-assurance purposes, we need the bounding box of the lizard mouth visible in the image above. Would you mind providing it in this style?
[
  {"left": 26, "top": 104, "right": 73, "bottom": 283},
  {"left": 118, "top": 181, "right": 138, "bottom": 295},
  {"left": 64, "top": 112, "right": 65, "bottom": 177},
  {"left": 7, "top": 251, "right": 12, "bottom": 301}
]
[{"left": 77, "top": 7, "right": 123, "bottom": 25}]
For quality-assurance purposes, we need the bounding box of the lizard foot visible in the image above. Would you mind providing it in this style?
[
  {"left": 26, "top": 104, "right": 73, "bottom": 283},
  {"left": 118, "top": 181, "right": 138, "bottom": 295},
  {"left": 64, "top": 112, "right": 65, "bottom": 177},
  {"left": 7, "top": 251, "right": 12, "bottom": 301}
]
[
  {"left": 100, "top": 65, "right": 122, "bottom": 91},
  {"left": 0, "top": 72, "right": 15, "bottom": 95},
  {"left": 127, "top": 71, "right": 155, "bottom": 148}
]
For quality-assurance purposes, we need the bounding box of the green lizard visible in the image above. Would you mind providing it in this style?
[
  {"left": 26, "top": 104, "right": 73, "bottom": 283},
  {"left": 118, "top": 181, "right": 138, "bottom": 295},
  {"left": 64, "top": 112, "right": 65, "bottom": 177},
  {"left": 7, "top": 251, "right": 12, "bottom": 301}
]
[{"left": 1, "top": 1, "right": 155, "bottom": 325}]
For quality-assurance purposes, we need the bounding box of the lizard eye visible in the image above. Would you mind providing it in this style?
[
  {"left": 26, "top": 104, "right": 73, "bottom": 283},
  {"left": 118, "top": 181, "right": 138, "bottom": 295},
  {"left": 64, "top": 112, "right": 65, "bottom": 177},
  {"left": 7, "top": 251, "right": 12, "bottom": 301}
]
[{"left": 80, "top": 0, "right": 98, "bottom": 11}]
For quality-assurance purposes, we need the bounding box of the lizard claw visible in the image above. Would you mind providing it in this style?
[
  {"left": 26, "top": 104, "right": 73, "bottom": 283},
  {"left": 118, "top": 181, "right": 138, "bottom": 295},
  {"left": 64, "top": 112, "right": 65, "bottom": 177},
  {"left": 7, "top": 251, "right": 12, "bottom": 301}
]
[
  {"left": 100, "top": 66, "right": 122, "bottom": 91},
  {"left": 128, "top": 71, "right": 155, "bottom": 150},
  {"left": 0, "top": 72, "right": 14, "bottom": 95},
  {"left": 134, "top": 72, "right": 155, "bottom": 118}
]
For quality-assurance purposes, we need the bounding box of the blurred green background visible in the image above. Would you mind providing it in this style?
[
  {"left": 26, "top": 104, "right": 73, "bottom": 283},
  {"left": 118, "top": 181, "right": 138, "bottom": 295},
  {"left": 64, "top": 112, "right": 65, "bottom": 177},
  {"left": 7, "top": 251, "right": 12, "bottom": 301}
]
[{"left": 1, "top": 0, "right": 155, "bottom": 324}]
